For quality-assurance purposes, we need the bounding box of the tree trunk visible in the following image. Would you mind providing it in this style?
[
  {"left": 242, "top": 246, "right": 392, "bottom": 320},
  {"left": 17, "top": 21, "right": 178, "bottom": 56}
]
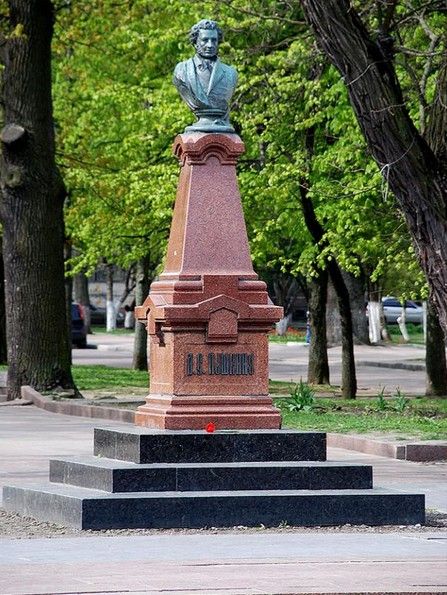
[
  {"left": 299, "top": 178, "right": 357, "bottom": 398},
  {"left": 64, "top": 240, "right": 73, "bottom": 364},
  {"left": 426, "top": 300, "right": 447, "bottom": 397},
  {"left": 276, "top": 313, "right": 292, "bottom": 336},
  {"left": 73, "top": 272, "right": 91, "bottom": 333},
  {"left": 300, "top": 0, "right": 447, "bottom": 336},
  {"left": 0, "top": 237, "right": 7, "bottom": 364},
  {"left": 327, "top": 260, "right": 357, "bottom": 399},
  {"left": 133, "top": 256, "right": 151, "bottom": 371},
  {"left": 124, "top": 309, "right": 135, "bottom": 329},
  {"left": 397, "top": 306, "right": 410, "bottom": 343},
  {"left": 326, "top": 280, "right": 341, "bottom": 347},
  {"left": 307, "top": 269, "right": 330, "bottom": 385},
  {"left": 0, "top": 1, "right": 75, "bottom": 399},
  {"left": 368, "top": 300, "right": 381, "bottom": 344},
  {"left": 272, "top": 275, "right": 302, "bottom": 336},
  {"left": 343, "top": 270, "right": 369, "bottom": 345},
  {"left": 106, "top": 264, "right": 116, "bottom": 332}
]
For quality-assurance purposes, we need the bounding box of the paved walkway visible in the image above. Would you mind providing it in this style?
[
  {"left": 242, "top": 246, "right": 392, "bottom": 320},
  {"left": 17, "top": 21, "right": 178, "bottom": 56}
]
[
  {"left": 1, "top": 407, "right": 446, "bottom": 594},
  {"left": 1, "top": 532, "right": 446, "bottom": 594}
]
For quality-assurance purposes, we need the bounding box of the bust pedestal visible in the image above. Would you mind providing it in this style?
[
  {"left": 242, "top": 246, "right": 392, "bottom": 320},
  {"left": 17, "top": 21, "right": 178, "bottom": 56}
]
[{"left": 135, "top": 133, "right": 282, "bottom": 430}]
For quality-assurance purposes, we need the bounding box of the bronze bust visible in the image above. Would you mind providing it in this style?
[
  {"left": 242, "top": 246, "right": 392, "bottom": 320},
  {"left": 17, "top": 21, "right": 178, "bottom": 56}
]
[{"left": 173, "top": 20, "right": 237, "bottom": 133}]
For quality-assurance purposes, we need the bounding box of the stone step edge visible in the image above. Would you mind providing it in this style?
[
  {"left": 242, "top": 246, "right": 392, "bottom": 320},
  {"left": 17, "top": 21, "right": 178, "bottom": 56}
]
[
  {"left": 50, "top": 455, "right": 372, "bottom": 469},
  {"left": 22, "top": 386, "right": 446, "bottom": 462},
  {"left": 3, "top": 484, "right": 426, "bottom": 530},
  {"left": 4, "top": 482, "right": 423, "bottom": 499},
  {"left": 49, "top": 457, "right": 373, "bottom": 492}
]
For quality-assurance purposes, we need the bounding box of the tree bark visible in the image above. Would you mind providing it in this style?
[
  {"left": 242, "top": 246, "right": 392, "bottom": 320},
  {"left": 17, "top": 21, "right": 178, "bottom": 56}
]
[
  {"left": 327, "top": 260, "right": 357, "bottom": 398},
  {"left": 343, "top": 270, "right": 369, "bottom": 345},
  {"left": 426, "top": 299, "right": 447, "bottom": 396},
  {"left": 307, "top": 269, "right": 330, "bottom": 385},
  {"left": 300, "top": 0, "right": 447, "bottom": 336},
  {"left": 0, "top": 237, "right": 7, "bottom": 364},
  {"left": 326, "top": 280, "right": 341, "bottom": 347},
  {"left": 73, "top": 272, "right": 91, "bottom": 333},
  {"left": 0, "top": 1, "right": 75, "bottom": 399},
  {"left": 64, "top": 240, "right": 73, "bottom": 364},
  {"left": 397, "top": 306, "right": 410, "bottom": 343},
  {"left": 423, "top": 61, "right": 447, "bottom": 395},
  {"left": 132, "top": 256, "right": 151, "bottom": 371}
]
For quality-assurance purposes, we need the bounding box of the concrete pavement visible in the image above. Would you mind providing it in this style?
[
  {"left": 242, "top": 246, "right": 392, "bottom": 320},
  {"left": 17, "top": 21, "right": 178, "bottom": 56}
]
[
  {"left": 1, "top": 407, "right": 446, "bottom": 594},
  {"left": 1, "top": 336, "right": 446, "bottom": 594},
  {"left": 1, "top": 532, "right": 446, "bottom": 594}
]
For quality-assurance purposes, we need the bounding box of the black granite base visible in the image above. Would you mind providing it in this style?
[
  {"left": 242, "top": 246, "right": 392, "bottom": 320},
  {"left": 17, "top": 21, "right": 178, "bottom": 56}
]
[
  {"left": 3, "top": 484, "right": 425, "bottom": 530},
  {"left": 2, "top": 427, "right": 426, "bottom": 530},
  {"left": 49, "top": 457, "right": 373, "bottom": 492},
  {"left": 93, "top": 428, "right": 327, "bottom": 463}
]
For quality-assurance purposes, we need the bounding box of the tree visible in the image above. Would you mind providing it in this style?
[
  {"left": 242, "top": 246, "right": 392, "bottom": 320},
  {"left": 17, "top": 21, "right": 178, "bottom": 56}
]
[
  {"left": 300, "top": 0, "right": 447, "bottom": 336},
  {"left": 0, "top": 1, "right": 75, "bottom": 400},
  {"left": 307, "top": 269, "right": 330, "bottom": 384}
]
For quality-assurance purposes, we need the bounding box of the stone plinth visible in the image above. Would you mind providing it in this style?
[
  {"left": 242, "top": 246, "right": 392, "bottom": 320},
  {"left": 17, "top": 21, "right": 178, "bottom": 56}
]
[
  {"left": 2, "top": 428, "right": 425, "bottom": 530},
  {"left": 135, "top": 133, "right": 283, "bottom": 429}
]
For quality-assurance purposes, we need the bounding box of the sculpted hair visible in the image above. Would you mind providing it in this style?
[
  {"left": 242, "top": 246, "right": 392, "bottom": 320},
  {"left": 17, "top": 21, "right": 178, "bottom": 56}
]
[{"left": 189, "top": 19, "right": 223, "bottom": 45}]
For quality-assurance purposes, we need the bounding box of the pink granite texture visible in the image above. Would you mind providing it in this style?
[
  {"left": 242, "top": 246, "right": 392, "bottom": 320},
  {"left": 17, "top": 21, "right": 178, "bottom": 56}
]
[{"left": 135, "top": 133, "right": 283, "bottom": 430}]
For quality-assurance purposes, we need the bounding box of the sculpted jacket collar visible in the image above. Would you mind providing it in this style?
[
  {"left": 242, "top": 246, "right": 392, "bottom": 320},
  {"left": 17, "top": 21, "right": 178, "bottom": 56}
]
[{"left": 192, "top": 54, "right": 224, "bottom": 95}]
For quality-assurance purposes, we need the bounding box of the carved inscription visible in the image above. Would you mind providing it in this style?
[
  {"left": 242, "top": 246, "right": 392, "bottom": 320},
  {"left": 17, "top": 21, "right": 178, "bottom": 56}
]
[{"left": 186, "top": 352, "right": 254, "bottom": 376}]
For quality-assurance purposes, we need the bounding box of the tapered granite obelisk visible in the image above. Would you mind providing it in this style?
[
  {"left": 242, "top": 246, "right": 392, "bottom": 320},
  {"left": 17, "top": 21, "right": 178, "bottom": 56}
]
[
  {"left": 134, "top": 132, "right": 282, "bottom": 429},
  {"left": 134, "top": 20, "right": 282, "bottom": 429}
]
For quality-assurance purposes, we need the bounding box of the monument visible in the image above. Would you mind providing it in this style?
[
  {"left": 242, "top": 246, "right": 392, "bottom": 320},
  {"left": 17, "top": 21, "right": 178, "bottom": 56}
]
[
  {"left": 1, "top": 21, "right": 425, "bottom": 530},
  {"left": 134, "top": 19, "right": 283, "bottom": 430}
]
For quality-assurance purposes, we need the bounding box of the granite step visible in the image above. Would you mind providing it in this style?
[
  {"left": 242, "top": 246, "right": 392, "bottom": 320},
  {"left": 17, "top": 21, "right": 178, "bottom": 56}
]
[
  {"left": 49, "top": 456, "right": 373, "bottom": 493},
  {"left": 93, "top": 428, "right": 326, "bottom": 463},
  {"left": 3, "top": 483, "right": 425, "bottom": 530}
]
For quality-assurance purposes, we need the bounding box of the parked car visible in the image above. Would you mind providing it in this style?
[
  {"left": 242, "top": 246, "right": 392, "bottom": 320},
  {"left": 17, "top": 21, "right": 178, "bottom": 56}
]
[
  {"left": 382, "top": 296, "right": 423, "bottom": 325},
  {"left": 71, "top": 303, "right": 87, "bottom": 348},
  {"left": 88, "top": 304, "right": 125, "bottom": 326}
]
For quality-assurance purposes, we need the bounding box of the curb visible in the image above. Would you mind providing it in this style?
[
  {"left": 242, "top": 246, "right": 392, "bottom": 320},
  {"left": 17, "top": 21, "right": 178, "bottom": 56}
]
[
  {"left": 328, "top": 432, "right": 447, "bottom": 462},
  {"left": 20, "top": 386, "right": 447, "bottom": 462},
  {"left": 94, "top": 344, "right": 134, "bottom": 352},
  {"left": 21, "top": 386, "right": 135, "bottom": 424},
  {"left": 357, "top": 360, "right": 425, "bottom": 372}
]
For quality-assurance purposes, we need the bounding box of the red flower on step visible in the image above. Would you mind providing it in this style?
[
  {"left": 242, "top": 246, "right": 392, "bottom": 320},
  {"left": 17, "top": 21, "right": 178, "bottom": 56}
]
[{"left": 205, "top": 422, "right": 216, "bottom": 433}]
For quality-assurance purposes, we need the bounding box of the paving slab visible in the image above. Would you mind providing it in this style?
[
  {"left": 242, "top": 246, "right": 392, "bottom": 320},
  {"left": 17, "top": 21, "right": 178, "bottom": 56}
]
[
  {"left": 1, "top": 401, "right": 446, "bottom": 594},
  {"left": 0, "top": 532, "right": 446, "bottom": 594}
]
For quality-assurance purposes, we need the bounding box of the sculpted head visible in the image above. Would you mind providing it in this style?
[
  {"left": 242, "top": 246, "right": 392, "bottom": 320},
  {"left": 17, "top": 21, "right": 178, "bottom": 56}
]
[{"left": 189, "top": 20, "right": 223, "bottom": 60}]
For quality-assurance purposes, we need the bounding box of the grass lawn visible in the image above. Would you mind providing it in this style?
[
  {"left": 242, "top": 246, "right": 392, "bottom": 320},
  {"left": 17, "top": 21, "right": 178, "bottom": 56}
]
[
  {"left": 268, "top": 334, "right": 306, "bottom": 343},
  {"left": 276, "top": 397, "right": 447, "bottom": 440},
  {"left": 387, "top": 322, "right": 424, "bottom": 344},
  {"left": 72, "top": 365, "right": 148, "bottom": 390},
  {"left": 70, "top": 365, "right": 447, "bottom": 440},
  {"left": 90, "top": 326, "right": 135, "bottom": 335}
]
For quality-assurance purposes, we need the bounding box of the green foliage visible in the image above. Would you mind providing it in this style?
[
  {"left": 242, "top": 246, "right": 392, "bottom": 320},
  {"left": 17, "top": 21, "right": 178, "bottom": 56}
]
[
  {"left": 283, "top": 380, "right": 315, "bottom": 412},
  {"left": 53, "top": 0, "right": 203, "bottom": 273},
  {"left": 375, "top": 388, "right": 411, "bottom": 413},
  {"left": 51, "top": 0, "right": 442, "bottom": 297},
  {"left": 376, "top": 388, "right": 388, "bottom": 411},
  {"left": 394, "top": 389, "right": 410, "bottom": 413}
]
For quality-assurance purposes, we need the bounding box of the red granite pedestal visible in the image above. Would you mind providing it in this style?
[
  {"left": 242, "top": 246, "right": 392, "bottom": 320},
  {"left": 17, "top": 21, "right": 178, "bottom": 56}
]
[{"left": 135, "top": 133, "right": 283, "bottom": 430}]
